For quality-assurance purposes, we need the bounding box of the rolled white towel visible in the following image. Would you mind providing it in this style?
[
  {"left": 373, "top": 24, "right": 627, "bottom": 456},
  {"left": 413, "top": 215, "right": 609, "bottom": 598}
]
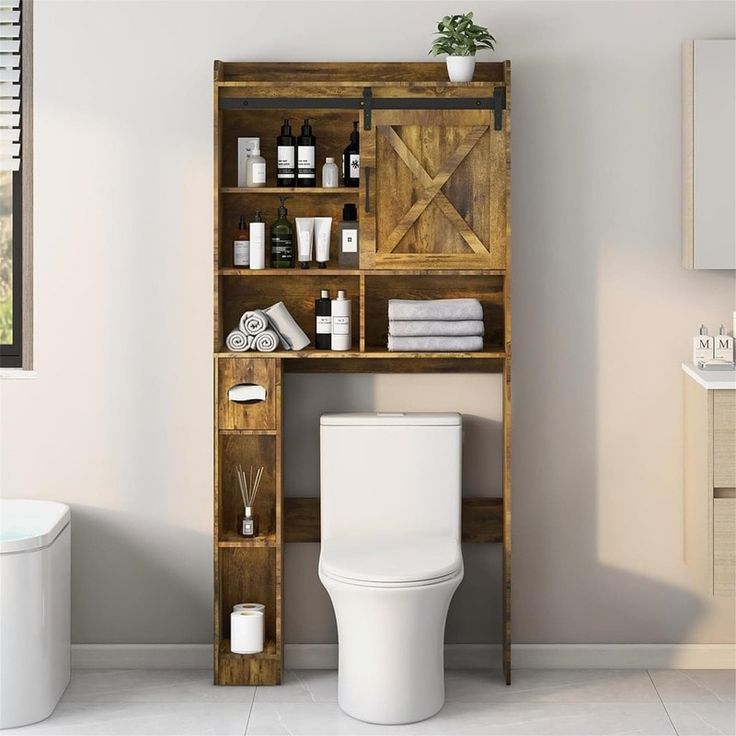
[
  {"left": 253, "top": 329, "right": 280, "bottom": 353},
  {"left": 226, "top": 329, "right": 251, "bottom": 352},
  {"left": 388, "top": 298, "right": 483, "bottom": 322},
  {"left": 239, "top": 310, "right": 270, "bottom": 336},
  {"left": 264, "top": 302, "right": 310, "bottom": 351}
]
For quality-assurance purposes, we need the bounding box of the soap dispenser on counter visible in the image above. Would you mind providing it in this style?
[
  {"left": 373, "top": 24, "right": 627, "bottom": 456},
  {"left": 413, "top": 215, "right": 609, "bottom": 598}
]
[
  {"left": 693, "top": 325, "right": 715, "bottom": 364},
  {"left": 715, "top": 325, "right": 735, "bottom": 362}
]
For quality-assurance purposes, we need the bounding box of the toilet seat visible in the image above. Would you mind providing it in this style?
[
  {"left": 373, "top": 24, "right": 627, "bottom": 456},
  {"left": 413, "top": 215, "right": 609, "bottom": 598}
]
[{"left": 320, "top": 535, "right": 462, "bottom": 588}]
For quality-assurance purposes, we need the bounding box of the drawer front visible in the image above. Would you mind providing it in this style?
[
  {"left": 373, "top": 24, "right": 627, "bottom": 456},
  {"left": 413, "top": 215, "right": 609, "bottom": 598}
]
[
  {"left": 713, "top": 497, "right": 736, "bottom": 596},
  {"left": 217, "top": 358, "right": 276, "bottom": 430},
  {"left": 713, "top": 391, "right": 736, "bottom": 487}
]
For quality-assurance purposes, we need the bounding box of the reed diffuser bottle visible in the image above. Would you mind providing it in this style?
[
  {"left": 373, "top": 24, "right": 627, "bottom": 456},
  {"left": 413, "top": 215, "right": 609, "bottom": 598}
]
[{"left": 236, "top": 465, "right": 264, "bottom": 538}]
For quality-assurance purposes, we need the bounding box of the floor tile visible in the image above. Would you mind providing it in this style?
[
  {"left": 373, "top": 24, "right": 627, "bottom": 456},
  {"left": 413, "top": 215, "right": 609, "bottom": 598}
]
[
  {"left": 254, "top": 669, "right": 338, "bottom": 703},
  {"left": 62, "top": 668, "right": 256, "bottom": 703},
  {"left": 245, "top": 701, "right": 676, "bottom": 735},
  {"left": 649, "top": 670, "right": 736, "bottom": 703},
  {"left": 445, "top": 668, "right": 660, "bottom": 702},
  {"left": 4, "top": 701, "right": 250, "bottom": 735},
  {"left": 664, "top": 702, "right": 736, "bottom": 735}
]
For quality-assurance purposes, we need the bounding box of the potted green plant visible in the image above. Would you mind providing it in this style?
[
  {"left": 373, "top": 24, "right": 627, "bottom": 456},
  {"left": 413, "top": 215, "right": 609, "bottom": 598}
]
[{"left": 429, "top": 12, "right": 496, "bottom": 82}]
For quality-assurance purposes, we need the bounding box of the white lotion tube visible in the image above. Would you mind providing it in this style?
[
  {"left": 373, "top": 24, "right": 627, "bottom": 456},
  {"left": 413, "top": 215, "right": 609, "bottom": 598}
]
[
  {"left": 230, "top": 610, "right": 264, "bottom": 654},
  {"left": 313, "top": 217, "right": 332, "bottom": 269},
  {"left": 295, "top": 217, "right": 315, "bottom": 269}
]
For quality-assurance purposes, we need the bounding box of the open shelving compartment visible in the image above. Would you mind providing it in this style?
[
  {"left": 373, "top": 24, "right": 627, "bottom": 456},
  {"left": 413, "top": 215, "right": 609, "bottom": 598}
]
[{"left": 214, "top": 61, "right": 511, "bottom": 686}]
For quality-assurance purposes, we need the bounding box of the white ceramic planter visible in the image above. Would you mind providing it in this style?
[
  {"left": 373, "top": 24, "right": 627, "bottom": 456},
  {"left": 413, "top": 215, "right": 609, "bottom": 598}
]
[{"left": 446, "top": 55, "right": 476, "bottom": 82}]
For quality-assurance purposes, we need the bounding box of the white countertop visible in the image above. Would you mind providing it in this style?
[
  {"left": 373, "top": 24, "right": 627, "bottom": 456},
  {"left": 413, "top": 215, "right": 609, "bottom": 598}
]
[{"left": 682, "top": 363, "right": 736, "bottom": 389}]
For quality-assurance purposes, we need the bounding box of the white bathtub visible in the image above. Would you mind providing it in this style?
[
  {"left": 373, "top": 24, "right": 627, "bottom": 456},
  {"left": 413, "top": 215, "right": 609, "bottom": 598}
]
[{"left": 0, "top": 499, "right": 71, "bottom": 729}]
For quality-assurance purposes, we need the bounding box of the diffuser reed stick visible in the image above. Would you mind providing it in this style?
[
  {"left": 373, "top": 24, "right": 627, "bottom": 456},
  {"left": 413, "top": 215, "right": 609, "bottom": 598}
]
[{"left": 236, "top": 464, "right": 263, "bottom": 509}]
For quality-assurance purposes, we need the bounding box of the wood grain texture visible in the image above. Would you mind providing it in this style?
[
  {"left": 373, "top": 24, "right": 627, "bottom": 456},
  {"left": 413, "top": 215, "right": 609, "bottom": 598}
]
[
  {"left": 683, "top": 374, "right": 713, "bottom": 589},
  {"left": 362, "top": 108, "right": 506, "bottom": 270},
  {"left": 364, "top": 273, "right": 504, "bottom": 351},
  {"left": 216, "top": 61, "right": 506, "bottom": 84},
  {"left": 284, "top": 496, "right": 502, "bottom": 543},
  {"left": 713, "top": 498, "right": 736, "bottom": 596},
  {"left": 217, "top": 358, "right": 276, "bottom": 430},
  {"left": 713, "top": 390, "right": 736, "bottom": 488}
]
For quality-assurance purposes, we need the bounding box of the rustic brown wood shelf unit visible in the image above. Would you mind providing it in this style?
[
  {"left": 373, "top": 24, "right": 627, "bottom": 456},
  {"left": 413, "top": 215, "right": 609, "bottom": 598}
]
[{"left": 213, "top": 61, "right": 511, "bottom": 686}]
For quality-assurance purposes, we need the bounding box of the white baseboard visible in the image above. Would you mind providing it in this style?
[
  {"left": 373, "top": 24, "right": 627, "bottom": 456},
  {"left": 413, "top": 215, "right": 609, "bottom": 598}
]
[{"left": 71, "top": 643, "right": 736, "bottom": 670}]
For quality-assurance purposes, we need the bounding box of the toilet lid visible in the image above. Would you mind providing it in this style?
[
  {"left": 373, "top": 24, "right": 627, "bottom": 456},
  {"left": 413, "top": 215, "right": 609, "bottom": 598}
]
[{"left": 320, "top": 536, "right": 462, "bottom": 586}]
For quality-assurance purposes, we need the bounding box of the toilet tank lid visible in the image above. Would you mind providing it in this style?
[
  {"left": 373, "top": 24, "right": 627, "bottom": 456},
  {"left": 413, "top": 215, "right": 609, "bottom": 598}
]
[
  {"left": 0, "top": 499, "right": 70, "bottom": 554},
  {"left": 320, "top": 412, "right": 461, "bottom": 426}
]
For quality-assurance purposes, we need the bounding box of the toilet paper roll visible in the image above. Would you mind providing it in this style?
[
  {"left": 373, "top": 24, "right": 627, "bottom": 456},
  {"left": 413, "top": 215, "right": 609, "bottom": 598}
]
[
  {"left": 230, "top": 610, "right": 264, "bottom": 654},
  {"left": 233, "top": 603, "right": 265, "bottom": 613}
]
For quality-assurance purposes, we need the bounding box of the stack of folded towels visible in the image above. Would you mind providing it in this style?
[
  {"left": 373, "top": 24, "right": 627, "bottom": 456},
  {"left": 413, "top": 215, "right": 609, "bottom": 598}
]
[
  {"left": 226, "top": 301, "right": 310, "bottom": 353},
  {"left": 387, "top": 298, "right": 484, "bottom": 352}
]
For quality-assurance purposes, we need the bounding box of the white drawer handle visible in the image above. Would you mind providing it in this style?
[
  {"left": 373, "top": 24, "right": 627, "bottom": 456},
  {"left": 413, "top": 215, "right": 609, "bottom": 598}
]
[{"left": 228, "top": 384, "right": 267, "bottom": 404}]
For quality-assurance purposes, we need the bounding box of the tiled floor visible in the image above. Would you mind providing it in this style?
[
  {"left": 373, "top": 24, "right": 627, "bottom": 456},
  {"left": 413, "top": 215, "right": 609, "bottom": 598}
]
[{"left": 5, "top": 668, "right": 734, "bottom": 735}]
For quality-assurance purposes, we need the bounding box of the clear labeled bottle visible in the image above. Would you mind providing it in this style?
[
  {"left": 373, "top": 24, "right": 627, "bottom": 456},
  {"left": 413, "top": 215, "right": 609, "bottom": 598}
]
[
  {"left": 245, "top": 143, "right": 267, "bottom": 187},
  {"left": 315, "top": 289, "right": 332, "bottom": 350},
  {"left": 693, "top": 324, "right": 714, "bottom": 363},
  {"left": 338, "top": 203, "right": 359, "bottom": 267},
  {"left": 234, "top": 214, "right": 250, "bottom": 267},
  {"left": 297, "top": 119, "right": 316, "bottom": 188},
  {"left": 342, "top": 121, "right": 360, "bottom": 187},
  {"left": 331, "top": 290, "right": 351, "bottom": 351},
  {"left": 270, "top": 196, "right": 294, "bottom": 268},
  {"left": 277, "top": 118, "right": 296, "bottom": 187},
  {"left": 322, "top": 157, "right": 339, "bottom": 188},
  {"left": 249, "top": 210, "right": 265, "bottom": 270}
]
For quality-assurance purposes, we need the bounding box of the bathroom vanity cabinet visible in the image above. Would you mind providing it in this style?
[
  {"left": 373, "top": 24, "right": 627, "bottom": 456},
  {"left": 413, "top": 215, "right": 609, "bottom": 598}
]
[
  {"left": 213, "top": 62, "right": 511, "bottom": 685},
  {"left": 683, "top": 364, "right": 736, "bottom": 596}
]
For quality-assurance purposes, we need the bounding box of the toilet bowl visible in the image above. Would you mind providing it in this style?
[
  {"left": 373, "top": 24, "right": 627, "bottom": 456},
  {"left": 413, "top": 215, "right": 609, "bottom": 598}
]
[{"left": 319, "top": 413, "right": 464, "bottom": 724}]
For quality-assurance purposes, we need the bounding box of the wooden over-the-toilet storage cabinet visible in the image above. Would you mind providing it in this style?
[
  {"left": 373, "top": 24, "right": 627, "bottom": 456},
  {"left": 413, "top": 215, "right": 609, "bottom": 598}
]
[{"left": 213, "top": 62, "right": 512, "bottom": 686}]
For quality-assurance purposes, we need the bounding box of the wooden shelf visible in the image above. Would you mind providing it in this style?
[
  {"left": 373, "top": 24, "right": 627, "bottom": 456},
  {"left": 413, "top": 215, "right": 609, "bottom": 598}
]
[
  {"left": 218, "top": 531, "right": 278, "bottom": 548},
  {"left": 219, "top": 638, "right": 280, "bottom": 660},
  {"left": 221, "top": 187, "right": 356, "bottom": 195},
  {"left": 219, "top": 267, "right": 362, "bottom": 276},
  {"left": 218, "top": 268, "right": 507, "bottom": 277},
  {"left": 216, "top": 349, "right": 506, "bottom": 360}
]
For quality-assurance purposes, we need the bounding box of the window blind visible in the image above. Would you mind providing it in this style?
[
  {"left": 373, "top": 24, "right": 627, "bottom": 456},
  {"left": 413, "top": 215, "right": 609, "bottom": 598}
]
[{"left": 0, "top": 1, "right": 21, "bottom": 172}]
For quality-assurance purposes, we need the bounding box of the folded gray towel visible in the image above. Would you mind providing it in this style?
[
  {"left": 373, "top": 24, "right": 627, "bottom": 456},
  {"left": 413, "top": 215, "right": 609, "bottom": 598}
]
[
  {"left": 388, "top": 319, "right": 484, "bottom": 337},
  {"left": 388, "top": 298, "right": 483, "bottom": 322},
  {"left": 387, "top": 335, "right": 484, "bottom": 352},
  {"left": 264, "top": 301, "right": 310, "bottom": 351},
  {"left": 239, "top": 310, "right": 269, "bottom": 336},
  {"left": 226, "top": 329, "right": 251, "bottom": 352}
]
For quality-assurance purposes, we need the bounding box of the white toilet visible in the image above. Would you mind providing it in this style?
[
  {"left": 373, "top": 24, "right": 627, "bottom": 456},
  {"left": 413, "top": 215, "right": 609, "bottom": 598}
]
[{"left": 319, "top": 412, "right": 464, "bottom": 725}]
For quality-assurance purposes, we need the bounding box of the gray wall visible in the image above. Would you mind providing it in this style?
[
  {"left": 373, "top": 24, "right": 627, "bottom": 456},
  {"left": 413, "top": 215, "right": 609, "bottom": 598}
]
[{"left": 1, "top": 1, "right": 734, "bottom": 647}]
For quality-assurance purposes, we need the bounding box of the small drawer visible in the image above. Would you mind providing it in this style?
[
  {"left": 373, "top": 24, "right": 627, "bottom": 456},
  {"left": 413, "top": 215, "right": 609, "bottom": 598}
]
[
  {"left": 217, "top": 358, "right": 276, "bottom": 431},
  {"left": 713, "top": 391, "right": 736, "bottom": 488},
  {"left": 713, "top": 497, "right": 736, "bottom": 596}
]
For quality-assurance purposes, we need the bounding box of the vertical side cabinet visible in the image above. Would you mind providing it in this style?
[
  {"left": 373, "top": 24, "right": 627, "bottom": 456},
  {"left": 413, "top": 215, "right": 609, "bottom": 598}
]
[
  {"left": 682, "top": 40, "right": 736, "bottom": 270},
  {"left": 683, "top": 366, "right": 736, "bottom": 596}
]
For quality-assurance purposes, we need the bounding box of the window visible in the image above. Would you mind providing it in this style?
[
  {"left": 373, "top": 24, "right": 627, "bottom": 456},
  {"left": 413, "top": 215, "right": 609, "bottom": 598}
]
[{"left": 0, "top": 0, "right": 31, "bottom": 369}]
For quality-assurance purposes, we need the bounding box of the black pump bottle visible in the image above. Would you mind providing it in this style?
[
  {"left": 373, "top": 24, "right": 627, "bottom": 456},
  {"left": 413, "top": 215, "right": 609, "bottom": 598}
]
[
  {"left": 277, "top": 118, "right": 296, "bottom": 187},
  {"left": 297, "top": 119, "right": 316, "bottom": 187}
]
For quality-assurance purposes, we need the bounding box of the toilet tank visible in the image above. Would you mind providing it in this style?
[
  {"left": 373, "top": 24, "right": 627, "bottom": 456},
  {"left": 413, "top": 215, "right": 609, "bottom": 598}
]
[{"left": 320, "top": 413, "right": 462, "bottom": 540}]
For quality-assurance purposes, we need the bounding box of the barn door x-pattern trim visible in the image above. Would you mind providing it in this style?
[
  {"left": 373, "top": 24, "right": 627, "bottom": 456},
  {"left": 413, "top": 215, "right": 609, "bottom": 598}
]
[{"left": 379, "top": 125, "right": 488, "bottom": 254}]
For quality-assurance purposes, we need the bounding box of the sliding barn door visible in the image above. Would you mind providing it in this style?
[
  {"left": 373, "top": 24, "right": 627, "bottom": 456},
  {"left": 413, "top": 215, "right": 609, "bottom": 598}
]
[{"left": 360, "top": 108, "right": 508, "bottom": 270}]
